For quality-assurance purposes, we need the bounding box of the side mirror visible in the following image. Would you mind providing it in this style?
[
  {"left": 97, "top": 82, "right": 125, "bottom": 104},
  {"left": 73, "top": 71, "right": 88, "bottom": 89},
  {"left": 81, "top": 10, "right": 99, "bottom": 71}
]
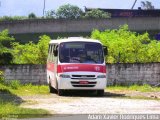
[{"left": 103, "top": 46, "right": 108, "bottom": 55}]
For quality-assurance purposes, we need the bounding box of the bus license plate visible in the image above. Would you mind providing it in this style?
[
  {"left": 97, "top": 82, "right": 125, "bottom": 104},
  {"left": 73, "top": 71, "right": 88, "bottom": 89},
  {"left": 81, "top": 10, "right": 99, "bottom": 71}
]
[{"left": 79, "top": 81, "right": 88, "bottom": 84}]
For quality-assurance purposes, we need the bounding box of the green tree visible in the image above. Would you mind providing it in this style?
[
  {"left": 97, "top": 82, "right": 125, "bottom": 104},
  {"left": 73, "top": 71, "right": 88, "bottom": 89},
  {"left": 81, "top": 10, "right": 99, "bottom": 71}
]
[
  {"left": 28, "top": 13, "right": 37, "bottom": 19},
  {"left": 83, "top": 9, "right": 111, "bottom": 18},
  {"left": 12, "top": 42, "right": 38, "bottom": 64},
  {"left": 56, "top": 4, "right": 83, "bottom": 19},
  {"left": 0, "top": 29, "right": 14, "bottom": 64},
  {"left": 12, "top": 35, "right": 50, "bottom": 64},
  {"left": 91, "top": 25, "right": 160, "bottom": 63},
  {"left": 146, "top": 40, "right": 160, "bottom": 62},
  {"left": 141, "top": 1, "right": 154, "bottom": 9},
  {"left": 37, "top": 35, "right": 50, "bottom": 64},
  {"left": 45, "top": 10, "right": 55, "bottom": 18}
]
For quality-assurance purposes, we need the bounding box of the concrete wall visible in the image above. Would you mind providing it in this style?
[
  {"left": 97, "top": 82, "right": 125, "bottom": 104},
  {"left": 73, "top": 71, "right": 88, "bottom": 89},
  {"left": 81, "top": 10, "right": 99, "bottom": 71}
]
[
  {"left": 0, "top": 17, "right": 159, "bottom": 34},
  {"left": 0, "top": 65, "right": 46, "bottom": 84},
  {"left": 0, "top": 63, "right": 160, "bottom": 85},
  {"left": 107, "top": 63, "right": 160, "bottom": 85}
]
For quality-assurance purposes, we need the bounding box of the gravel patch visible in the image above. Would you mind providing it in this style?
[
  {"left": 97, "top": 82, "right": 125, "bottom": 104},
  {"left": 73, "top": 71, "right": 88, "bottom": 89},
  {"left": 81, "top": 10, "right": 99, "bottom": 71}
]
[{"left": 21, "top": 92, "right": 160, "bottom": 114}]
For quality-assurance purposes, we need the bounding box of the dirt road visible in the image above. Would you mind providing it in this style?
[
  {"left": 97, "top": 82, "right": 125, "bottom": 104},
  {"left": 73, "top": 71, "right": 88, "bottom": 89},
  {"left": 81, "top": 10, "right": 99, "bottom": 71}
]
[{"left": 21, "top": 91, "right": 160, "bottom": 114}]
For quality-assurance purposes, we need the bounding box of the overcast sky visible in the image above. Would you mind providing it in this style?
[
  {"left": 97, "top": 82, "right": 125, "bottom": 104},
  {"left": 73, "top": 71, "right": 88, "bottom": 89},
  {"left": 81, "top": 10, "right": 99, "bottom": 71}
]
[{"left": 0, "top": 0, "right": 159, "bottom": 17}]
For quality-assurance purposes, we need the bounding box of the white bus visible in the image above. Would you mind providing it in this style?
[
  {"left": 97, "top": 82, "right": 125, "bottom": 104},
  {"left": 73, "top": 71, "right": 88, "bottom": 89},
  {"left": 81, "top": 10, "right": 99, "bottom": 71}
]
[{"left": 47, "top": 37, "right": 108, "bottom": 96}]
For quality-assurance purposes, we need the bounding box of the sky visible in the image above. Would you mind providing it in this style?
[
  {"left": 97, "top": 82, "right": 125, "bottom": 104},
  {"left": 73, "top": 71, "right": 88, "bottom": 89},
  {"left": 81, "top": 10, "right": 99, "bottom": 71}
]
[{"left": 0, "top": 0, "right": 159, "bottom": 17}]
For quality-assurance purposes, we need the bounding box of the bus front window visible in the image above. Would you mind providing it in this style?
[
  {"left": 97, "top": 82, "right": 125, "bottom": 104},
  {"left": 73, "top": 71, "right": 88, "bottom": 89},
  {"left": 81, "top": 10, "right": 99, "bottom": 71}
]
[{"left": 59, "top": 42, "right": 104, "bottom": 64}]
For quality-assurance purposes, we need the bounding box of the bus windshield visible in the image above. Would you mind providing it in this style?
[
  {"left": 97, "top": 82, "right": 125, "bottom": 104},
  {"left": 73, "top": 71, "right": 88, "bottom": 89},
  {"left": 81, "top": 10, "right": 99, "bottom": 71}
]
[{"left": 59, "top": 42, "right": 104, "bottom": 64}]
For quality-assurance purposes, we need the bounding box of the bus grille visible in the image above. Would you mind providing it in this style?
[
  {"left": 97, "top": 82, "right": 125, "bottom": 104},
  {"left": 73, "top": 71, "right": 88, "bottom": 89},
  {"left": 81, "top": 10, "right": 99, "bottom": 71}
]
[
  {"left": 71, "top": 75, "right": 96, "bottom": 80},
  {"left": 71, "top": 81, "right": 96, "bottom": 87}
]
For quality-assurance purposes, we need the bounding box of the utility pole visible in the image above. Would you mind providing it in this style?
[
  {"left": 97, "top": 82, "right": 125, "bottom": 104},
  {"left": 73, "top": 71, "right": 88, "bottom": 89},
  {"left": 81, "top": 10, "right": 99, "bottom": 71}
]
[
  {"left": 43, "top": 0, "right": 46, "bottom": 17},
  {"left": 131, "top": 0, "right": 138, "bottom": 9}
]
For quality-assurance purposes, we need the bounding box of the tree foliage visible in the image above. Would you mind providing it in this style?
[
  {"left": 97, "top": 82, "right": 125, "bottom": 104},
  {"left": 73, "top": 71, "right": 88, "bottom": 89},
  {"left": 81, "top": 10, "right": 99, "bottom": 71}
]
[
  {"left": 12, "top": 35, "right": 50, "bottom": 64},
  {"left": 91, "top": 25, "right": 160, "bottom": 63},
  {"left": 56, "top": 4, "right": 83, "bottom": 19},
  {"left": 141, "top": 1, "right": 154, "bottom": 9},
  {"left": 1, "top": 25, "right": 160, "bottom": 64},
  {"left": 0, "top": 30, "right": 14, "bottom": 64},
  {"left": 28, "top": 13, "right": 37, "bottom": 19},
  {"left": 45, "top": 10, "right": 56, "bottom": 18},
  {"left": 83, "top": 9, "right": 111, "bottom": 18},
  {"left": 0, "top": 16, "right": 28, "bottom": 21},
  {"left": 0, "top": 4, "right": 112, "bottom": 21}
]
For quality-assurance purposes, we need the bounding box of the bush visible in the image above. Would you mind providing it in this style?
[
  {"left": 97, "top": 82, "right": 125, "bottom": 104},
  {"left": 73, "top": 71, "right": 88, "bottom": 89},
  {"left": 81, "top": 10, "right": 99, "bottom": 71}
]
[
  {"left": 0, "top": 53, "right": 13, "bottom": 64},
  {"left": 0, "top": 29, "right": 15, "bottom": 64},
  {"left": 0, "top": 16, "right": 27, "bottom": 21},
  {"left": 12, "top": 35, "right": 50, "bottom": 64},
  {"left": 0, "top": 70, "right": 5, "bottom": 84},
  {"left": 91, "top": 24, "right": 160, "bottom": 63},
  {"left": 9, "top": 80, "right": 21, "bottom": 89},
  {"left": 0, "top": 71, "right": 20, "bottom": 90}
]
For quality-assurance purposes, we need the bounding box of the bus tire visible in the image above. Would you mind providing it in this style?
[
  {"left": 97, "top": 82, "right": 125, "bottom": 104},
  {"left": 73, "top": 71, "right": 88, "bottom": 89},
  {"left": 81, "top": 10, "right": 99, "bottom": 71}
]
[
  {"left": 97, "top": 90, "right": 104, "bottom": 96},
  {"left": 49, "top": 83, "right": 57, "bottom": 93},
  {"left": 58, "top": 89, "right": 64, "bottom": 96}
]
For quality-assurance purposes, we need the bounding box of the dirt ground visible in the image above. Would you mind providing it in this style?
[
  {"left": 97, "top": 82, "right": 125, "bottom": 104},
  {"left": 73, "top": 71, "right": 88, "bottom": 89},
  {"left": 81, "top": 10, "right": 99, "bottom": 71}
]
[{"left": 21, "top": 90, "right": 160, "bottom": 114}]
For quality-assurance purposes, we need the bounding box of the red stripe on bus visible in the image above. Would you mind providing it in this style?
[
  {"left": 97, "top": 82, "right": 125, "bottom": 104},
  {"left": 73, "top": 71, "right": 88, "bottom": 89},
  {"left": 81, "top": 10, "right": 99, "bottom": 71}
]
[{"left": 57, "top": 64, "right": 106, "bottom": 73}]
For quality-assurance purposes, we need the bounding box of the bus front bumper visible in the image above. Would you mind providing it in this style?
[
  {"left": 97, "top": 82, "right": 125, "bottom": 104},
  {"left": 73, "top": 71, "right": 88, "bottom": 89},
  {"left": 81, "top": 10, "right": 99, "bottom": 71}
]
[{"left": 57, "top": 78, "right": 107, "bottom": 90}]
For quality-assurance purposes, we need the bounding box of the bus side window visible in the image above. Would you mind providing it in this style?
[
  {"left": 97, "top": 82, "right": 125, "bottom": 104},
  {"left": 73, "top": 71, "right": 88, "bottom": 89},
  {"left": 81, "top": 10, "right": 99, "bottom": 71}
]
[
  {"left": 51, "top": 45, "right": 55, "bottom": 63},
  {"left": 48, "top": 45, "right": 51, "bottom": 62},
  {"left": 48, "top": 45, "right": 51, "bottom": 53},
  {"left": 53, "top": 45, "right": 58, "bottom": 56}
]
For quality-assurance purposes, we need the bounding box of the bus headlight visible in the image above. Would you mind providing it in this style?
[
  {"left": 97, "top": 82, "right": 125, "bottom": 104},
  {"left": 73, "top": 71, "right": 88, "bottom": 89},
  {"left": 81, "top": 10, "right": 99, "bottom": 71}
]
[
  {"left": 97, "top": 75, "right": 106, "bottom": 78},
  {"left": 59, "top": 74, "right": 70, "bottom": 78}
]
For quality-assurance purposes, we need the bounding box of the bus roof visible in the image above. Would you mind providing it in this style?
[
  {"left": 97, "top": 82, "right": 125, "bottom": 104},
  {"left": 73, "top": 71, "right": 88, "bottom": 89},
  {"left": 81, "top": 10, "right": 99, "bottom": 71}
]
[{"left": 49, "top": 37, "right": 102, "bottom": 44}]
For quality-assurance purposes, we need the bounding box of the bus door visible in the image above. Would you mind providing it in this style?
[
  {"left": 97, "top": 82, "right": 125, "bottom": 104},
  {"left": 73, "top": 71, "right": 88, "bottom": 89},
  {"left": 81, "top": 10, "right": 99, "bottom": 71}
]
[{"left": 53, "top": 44, "right": 59, "bottom": 89}]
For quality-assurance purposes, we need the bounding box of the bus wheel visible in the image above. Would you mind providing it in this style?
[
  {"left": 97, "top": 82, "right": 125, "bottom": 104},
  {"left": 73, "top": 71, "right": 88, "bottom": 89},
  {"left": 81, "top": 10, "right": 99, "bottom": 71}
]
[
  {"left": 49, "top": 83, "right": 57, "bottom": 93},
  {"left": 58, "top": 89, "right": 64, "bottom": 96},
  {"left": 97, "top": 90, "right": 104, "bottom": 96}
]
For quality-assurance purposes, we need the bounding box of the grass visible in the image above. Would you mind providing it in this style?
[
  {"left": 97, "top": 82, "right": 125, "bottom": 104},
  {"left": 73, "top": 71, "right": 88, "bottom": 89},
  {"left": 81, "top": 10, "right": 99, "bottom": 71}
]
[
  {"left": 0, "top": 79, "right": 160, "bottom": 118},
  {"left": 107, "top": 84, "right": 160, "bottom": 100},
  {"left": 0, "top": 101, "right": 50, "bottom": 118},
  {"left": 107, "top": 84, "right": 160, "bottom": 92},
  {"left": 11, "top": 84, "right": 49, "bottom": 96},
  {"left": 0, "top": 82, "right": 49, "bottom": 96},
  {"left": 0, "top": 81, "right": 50, "bottom": 118}
]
